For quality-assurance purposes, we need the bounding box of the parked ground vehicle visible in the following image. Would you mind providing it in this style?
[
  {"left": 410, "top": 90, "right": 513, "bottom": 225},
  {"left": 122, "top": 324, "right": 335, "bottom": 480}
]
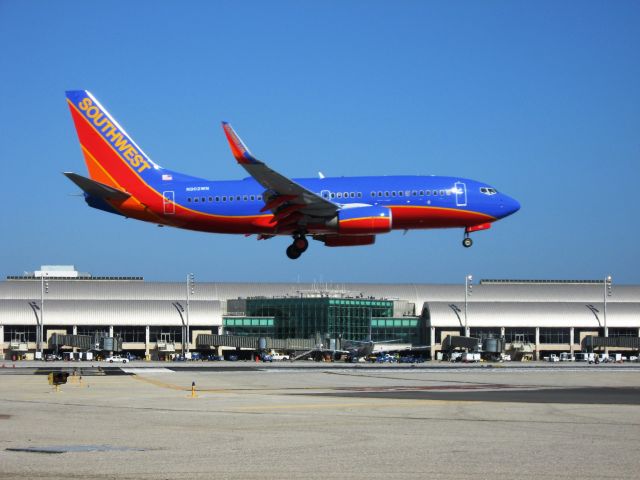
[
  {"left": 105, "top": 355, "right": 128, "bottom": 363},
  {"left": 462, "top": 352, "right": 481, "bottom": 363},
  {"left": 375, "top": 353, "right": 398, "bottom": 363},
  {"left": 270, "top": 353, "right": 290, "bottom": 361},
  {"left": 398, "top": 355, "right": 425, "bottom": 363},
  {"left": 449, "top": 351, "right": 463, "bottom": 362}
]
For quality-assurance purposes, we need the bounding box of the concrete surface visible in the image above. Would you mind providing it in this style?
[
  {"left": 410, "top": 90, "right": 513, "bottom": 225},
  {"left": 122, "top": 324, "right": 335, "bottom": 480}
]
[{"left": 1, "top": 366, "right": 639, "bottom": 479}]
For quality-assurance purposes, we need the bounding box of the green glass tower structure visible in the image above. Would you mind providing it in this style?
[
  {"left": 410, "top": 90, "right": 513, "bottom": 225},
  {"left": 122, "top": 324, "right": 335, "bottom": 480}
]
[{"left": 223, "top": 296, "right": 420, "bottom": 344}]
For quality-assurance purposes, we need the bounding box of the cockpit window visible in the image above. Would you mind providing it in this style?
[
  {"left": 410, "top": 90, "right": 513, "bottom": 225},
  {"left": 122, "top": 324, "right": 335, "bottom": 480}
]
[{"left": 480, "top": 187, "right": 498, "bottom": 195}]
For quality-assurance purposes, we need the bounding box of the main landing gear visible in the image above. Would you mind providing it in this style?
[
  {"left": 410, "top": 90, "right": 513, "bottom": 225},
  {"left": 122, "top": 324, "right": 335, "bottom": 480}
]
[{"left": 286, "top": 234, "right": 309, "bottom": 260}]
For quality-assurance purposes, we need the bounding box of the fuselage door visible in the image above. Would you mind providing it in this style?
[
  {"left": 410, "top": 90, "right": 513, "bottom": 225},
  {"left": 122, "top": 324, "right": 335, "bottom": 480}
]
[
  {"left": 163, "top": 191, "right": 175, "bottom": 214},
  {"left": 454, "top": 182, "right": 467, "bottom": 207}
]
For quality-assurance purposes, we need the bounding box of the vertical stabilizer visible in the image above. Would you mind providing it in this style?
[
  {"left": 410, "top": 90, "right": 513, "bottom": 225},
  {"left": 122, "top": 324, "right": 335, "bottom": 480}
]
[{"left": 65, "top": 90, "right": 162, "bottom": 192}]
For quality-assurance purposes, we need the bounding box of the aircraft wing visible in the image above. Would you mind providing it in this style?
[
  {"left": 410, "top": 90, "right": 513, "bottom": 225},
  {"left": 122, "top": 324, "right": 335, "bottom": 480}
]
[{"left": 222, "top": 123, "right": 338, "bottom": 221}]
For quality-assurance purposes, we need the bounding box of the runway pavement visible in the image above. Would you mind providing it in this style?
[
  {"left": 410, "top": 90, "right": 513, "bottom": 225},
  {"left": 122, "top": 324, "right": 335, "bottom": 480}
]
[{"left": 1, "top": 365, "right": 639, "bottom": 479}]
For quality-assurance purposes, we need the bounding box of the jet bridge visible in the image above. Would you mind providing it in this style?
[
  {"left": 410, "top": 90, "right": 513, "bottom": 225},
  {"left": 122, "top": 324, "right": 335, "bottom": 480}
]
[
  {"left": 196, "top": 334, "right": 316, "bottom": 351},
  {"left": 441, "top": 335, "right": 481, "bottom": 352},
  {"left": 582, "top": 336, "right": 640, "bottom": 351}
]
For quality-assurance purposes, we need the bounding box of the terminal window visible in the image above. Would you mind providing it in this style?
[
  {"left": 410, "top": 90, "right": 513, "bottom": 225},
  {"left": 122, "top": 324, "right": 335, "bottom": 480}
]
[
  {"left": 539, "top": 328, "right": 570, "bottom": 344},
  {"left": 608, "top": 328, "right": 639, "bottom": 337},
  {"left": 504, "top": 328, "right": 535, "bottom": 343},
  {"left": 4, "top": 325, "right": 37, "bottom": 343}
]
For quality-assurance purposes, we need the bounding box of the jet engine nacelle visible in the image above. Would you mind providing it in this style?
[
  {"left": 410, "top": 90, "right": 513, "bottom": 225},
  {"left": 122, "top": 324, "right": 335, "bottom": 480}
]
[
  {"left": 326, "top": 206, "right": 392, "bottom": 235},
  {"left": 323, "top": 235, "right": 376, "bottom": 247}
]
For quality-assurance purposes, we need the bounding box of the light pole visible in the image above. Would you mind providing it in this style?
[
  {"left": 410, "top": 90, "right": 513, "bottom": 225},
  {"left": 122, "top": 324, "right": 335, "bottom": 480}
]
[
  {"left": 28, "top": 302, "right": 41, "bottom": 354},
  {"left": 38, "top": 276, "right": 49, "bottom": 357},
  {"left": 186, "top": 273, "right": 195, "bottom": 354},
  {"left": 448, "top": 304, "right": 463, "bottom": 330},
  {"left": 464, "top": 275, "right": 473, "bottom": 337},
  {"left": 604, "top": 275, "right": 612, "bottom": 354},
  {"left": 586, "top": 304, "right": 601, "bottom": 326},
  {"left": 172, "top": 302, "right": 186, "bottom": 354}
]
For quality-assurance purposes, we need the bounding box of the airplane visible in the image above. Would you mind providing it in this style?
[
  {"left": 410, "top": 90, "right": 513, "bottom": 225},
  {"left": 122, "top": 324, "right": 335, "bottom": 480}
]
[{"left": 64, "top": 90, "right": 520, "bottom": 259}]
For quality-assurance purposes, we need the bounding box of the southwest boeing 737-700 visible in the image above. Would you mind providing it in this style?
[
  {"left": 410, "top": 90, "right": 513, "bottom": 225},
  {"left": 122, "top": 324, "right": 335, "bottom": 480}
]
[{"left": 64, "top": 90, "right": 520, "bottom": 259}]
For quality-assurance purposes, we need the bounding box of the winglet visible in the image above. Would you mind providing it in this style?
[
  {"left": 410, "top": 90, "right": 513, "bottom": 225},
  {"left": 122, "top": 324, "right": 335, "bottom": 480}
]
[{"left": 221, "top": 122, "right": 261, "bottom": 164}]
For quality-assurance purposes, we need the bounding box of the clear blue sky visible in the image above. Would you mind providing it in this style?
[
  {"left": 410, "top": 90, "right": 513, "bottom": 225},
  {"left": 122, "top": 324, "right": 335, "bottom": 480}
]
[{"left": 1, "top": 0, "right": 638, "bottom": 284}]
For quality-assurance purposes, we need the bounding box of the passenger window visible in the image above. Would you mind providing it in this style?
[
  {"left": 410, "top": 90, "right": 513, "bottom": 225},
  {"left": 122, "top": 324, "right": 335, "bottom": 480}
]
[
  {"left": 331, "top": 193, "right": 336, "bottom": 198},
  {"left": 378, "top": 191, "right": 382, "bottom": 197},
  {"left": 398, "top": 191, "right": 404, "bottom": 197},
  {"left": 419, "top": 190, "right": 424, "bottom": 196},
  {"left": 236, "top": 196, "right": 241, "bottom": 201},
  {"left": 257, "top": 195, "right": 262, "bottom": 200},
  {"left": 385, "top": 191, "right": 389, "bottom": 197},
  {"left": 371, "top": 192, "right": 376, "bottom": 197},
  {"left": 350, "top": 192, "right": 355, "bottom": 198},
  {"left": 215, "top": 196, "right": 220, "bottom": 202},
  {"left": 426, "top": 190, "right": 431, "bottom": 196},
  {"left": 194, "top": 197, "right": 199, "bottom": 203},
  {"left": 357, "top": 192, "right": 362, "bottom": 198},
  {"left": 439, "top": 190, "right": 444, "bottom": 196},
  {"left": 337, "top": 192, "right": 342, "bottom": 198},
  {"left": 222, "top": 196, "right": 226, "bottom": 201},
  {"left": 412, "top": 190, "right": 417, "bottom": 196},
  {"left": 243, "top": 195, "right": 248, "bottom": 201},
  {"left": 250, "top": 195, "right": 255, "bottom": 201},
  {"left": 208, "top": 197, "right": 213, "bottom": 202},
  {"left": 187, "top": 198, "right": 192, "bottom": 202},
  {"left": 229, "top": 196, "right": 233, "bottom": 202}
]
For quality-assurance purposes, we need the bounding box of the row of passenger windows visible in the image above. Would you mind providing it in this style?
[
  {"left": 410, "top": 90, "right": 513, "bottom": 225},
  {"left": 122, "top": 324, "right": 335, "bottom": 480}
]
[
  {"left": 328, "top": 190, "right": 450, "bottom": 199},
  {"left": 187, "top": 190, "right": 453, "bottom": 203},
  {"left": 371, "top": 189, "right": 450, "bottom": 198},
  {"left": 187, "top": 194, "right": 263, "bottom": 203}
]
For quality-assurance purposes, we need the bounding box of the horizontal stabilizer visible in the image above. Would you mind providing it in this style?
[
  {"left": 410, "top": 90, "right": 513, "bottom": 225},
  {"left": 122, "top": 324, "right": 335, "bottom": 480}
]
[{"left": 63, "top": 172, "right": 130, "bottom": 201}]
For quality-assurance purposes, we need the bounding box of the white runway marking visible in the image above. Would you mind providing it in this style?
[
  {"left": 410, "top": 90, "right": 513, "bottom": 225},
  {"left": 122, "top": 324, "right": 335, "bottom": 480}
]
[{"left": 121, "top": 368, "right": 174, "bottom": 374}]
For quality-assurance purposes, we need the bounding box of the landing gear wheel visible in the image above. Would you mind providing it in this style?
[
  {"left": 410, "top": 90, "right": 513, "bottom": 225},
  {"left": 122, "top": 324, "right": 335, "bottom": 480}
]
[
  {"left": 462, "top": 237, "right": 473, "bottom": 248},
  {"left": 286, "top": 244, "right": 302, "bottom": 260},
  {"left": 293, "top": 236, "right": 308, "bottom": 252}
]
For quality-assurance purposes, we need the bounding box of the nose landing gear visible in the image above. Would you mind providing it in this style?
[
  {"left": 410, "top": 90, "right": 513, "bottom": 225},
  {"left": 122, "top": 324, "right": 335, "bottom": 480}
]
[
  {"left": 462, "top": 223, "right": 492, "bottom": 248},
  {"left": 286, "top": 234, "right": 309, "bottom": 259}
]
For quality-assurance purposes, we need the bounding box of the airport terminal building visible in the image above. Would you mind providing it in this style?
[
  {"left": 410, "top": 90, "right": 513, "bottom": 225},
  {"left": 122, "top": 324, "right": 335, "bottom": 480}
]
[{"left": 1, "top": 266, "right": 639, "bottom": 360}]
